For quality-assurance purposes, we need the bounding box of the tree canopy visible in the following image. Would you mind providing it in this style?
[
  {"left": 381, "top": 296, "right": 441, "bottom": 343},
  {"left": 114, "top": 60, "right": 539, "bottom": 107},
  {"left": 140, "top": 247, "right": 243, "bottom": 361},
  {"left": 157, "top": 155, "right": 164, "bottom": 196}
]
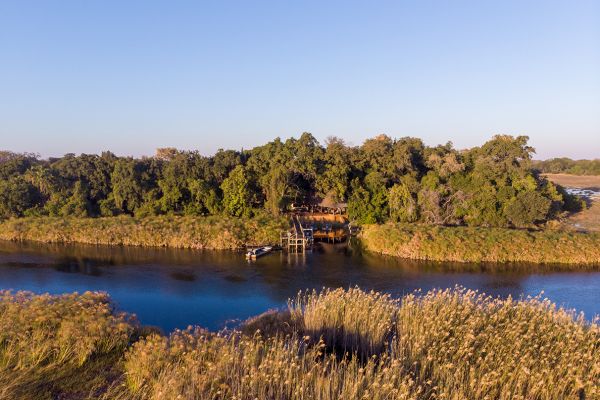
[{"left": 0, "top": 134, "right": 581, "bottom": 228}]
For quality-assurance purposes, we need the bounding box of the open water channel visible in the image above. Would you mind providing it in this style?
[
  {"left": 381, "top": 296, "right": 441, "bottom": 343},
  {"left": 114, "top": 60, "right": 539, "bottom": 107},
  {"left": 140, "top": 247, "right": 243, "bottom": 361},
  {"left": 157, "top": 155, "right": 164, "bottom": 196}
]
[{"left": 0, "top": 240, "right": 598, "bottom": 332}]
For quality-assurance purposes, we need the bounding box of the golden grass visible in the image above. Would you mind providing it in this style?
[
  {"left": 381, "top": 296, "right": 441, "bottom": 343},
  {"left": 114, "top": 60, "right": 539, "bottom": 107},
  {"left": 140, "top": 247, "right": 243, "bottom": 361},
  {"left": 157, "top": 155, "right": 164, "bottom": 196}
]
[
  {"left": 0, "top": 291, "right": 136, "bottom": 399},
  {"left": 1, "top": 288, "right": 598, "bottom": 399},
  {"left": 122, "top": 329, "right": 420, "bottom": 400},
  {"left": 288, "top": 287, "right": 398, "bottom": 359},
  {"left": 0, "top": 214, "right": 286, "bottom": 250},
  {"left": 121, "top": 288, "right": 599, "bottom": 400},
  {"left": 395, "top": 288, "right": 600, "bottom": 399},
  {"left": 361, "top": 223, "right": 600, "bottom": 265}
]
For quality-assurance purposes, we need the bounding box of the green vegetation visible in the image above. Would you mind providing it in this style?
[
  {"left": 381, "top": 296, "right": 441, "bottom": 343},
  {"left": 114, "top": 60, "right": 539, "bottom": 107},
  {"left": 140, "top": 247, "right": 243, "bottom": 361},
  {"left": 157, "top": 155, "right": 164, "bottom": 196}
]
[
  {"left": 361, "top": 223, "right": 600, "bottom": 265},
  {"left": 534, "top": 157, "right": 600, "bottom": 175},
  {"left": 1, "top": 288, "right": 598, "bottom": 400},
  {"left": 0, "top": 214, "right": 285, "bottom": 249},
  {"left": 0, "top": 135, "right": 583, "bottom": 229}
]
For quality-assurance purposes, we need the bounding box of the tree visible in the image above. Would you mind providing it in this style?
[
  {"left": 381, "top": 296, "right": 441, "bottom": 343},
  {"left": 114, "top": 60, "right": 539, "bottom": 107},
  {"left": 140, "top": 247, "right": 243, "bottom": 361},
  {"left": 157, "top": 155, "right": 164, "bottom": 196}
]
[
  {"left": 185, "top": 179, "right": 220, "bottom": 215},
  {"left": 388, "top": 182, "right": 418, "bottom": 222},
  {"left": 0, "top": 176, "right": 40, "bottom": 218},
  {"left": 316, "top": 136, "right": 352, "bottom": 202},
  {"left": 347, "top": 174, "right": 388, "bottom": 224},
  {"left": 504, "top": 191, "right": 551, "bottom": 228},
  {"left": 112, "top": 159, "right": 144, "bottom": 214},
  {"left": 221, "top": 165, "right": 252, "bottom": 217},
  {"left": 0, "top": 134, "right": 580, "bottom": 228},
  {"left": 0, "top": 152, "right": 38, "bottom": 180},
  {"left": 262, "top": 165, "right": 293, "bottom": 216},
  {"left": 59, "top": 181, "right": 90, "bottom": 217}
]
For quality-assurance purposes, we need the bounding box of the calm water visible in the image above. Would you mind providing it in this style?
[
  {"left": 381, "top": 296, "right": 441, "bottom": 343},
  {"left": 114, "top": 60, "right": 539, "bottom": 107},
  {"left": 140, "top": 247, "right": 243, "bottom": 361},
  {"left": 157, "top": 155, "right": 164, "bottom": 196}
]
[{"left": 0, "top": 240, "right": 598, "bottom": 332}]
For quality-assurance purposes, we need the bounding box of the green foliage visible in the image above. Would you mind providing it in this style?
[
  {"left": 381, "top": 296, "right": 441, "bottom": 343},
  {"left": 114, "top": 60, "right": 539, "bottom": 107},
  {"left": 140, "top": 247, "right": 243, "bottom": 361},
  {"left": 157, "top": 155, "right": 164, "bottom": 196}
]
[
  {"left": 60, "top": 181, "right": 91, "bottom": 217},
  {"left": 348, "top": 175, "right": 388, "bottom": 224},
  {"left": 221, "top": 165, "right": 253, "bottom": 217},
  {"left": 315, "top": 137, "right": 352, "bottom": 201},
  {"left": 262, "top": 166, "right": 293, "bottom": 216},
  {"left": 504, "top": 190, "right": 551, "bottom": 228},
  {"left": 111, "top": 158, "right": 144, "bottom": 214},
  {"left": 0, "top": 134, "right": 583, "bottom": 227},
  {"left": 0, "top": 176, "right": 40, "bottom": 218},
  {"left": 388, "top": 182, "right": 418, "bottom": 222},
  {"left": 185, "top": 179, "right": 220, "bottom": 215}
]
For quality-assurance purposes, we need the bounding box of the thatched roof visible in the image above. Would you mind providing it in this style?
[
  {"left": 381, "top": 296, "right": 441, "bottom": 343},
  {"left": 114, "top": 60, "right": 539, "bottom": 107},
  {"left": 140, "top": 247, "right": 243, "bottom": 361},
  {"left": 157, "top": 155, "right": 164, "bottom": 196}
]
[{"left": 318, "top": 192, "right": 347, "bottom": 209}]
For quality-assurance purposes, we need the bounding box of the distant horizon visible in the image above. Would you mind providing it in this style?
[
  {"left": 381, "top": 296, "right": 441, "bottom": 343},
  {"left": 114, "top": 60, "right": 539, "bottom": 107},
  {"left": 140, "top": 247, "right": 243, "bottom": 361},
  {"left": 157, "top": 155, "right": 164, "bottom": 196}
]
[
  {"left": 1, "top": 132, "right": 598, "bottom": 161},
  {"left": 1, "top": 1, "right": 599, "bottom": 159}
]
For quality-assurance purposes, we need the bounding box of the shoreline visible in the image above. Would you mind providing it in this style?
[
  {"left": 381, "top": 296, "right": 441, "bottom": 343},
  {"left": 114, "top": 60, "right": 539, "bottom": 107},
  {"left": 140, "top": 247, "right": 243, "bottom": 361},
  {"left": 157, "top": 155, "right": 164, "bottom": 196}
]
[
  {"left": 0, "top": 215, "right": 287, "bottom": 250},
  {"left": 360, "top": 223, "right": 600, "bottom": 266},
  {"left": 2, "top": 216, "right": 600, "bottom": 266}
]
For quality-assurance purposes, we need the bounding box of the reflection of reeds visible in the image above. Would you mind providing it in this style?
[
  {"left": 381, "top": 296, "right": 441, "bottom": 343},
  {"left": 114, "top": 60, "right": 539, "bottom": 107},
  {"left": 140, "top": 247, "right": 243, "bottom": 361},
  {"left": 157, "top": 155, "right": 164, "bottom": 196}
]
[
  {"left": 361, "top": 223, "right": 600, "bottom": 265},
  {"left": 1, "top": 287, "right": 598, "bottom": 399}
]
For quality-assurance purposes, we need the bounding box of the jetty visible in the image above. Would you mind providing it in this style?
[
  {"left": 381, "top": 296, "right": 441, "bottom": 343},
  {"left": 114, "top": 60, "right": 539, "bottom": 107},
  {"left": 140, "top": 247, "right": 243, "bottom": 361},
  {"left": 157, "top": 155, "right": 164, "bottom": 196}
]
[{"left": 280, "top": 215, "right": 313, "bottom": 252}]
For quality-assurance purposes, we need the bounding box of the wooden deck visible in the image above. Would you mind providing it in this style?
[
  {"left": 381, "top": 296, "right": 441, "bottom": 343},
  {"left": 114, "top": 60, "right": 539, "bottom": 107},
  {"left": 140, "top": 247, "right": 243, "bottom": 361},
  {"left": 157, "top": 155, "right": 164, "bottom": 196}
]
[{"left": 280, "top": 216, "right": 313, "bottom": 252}]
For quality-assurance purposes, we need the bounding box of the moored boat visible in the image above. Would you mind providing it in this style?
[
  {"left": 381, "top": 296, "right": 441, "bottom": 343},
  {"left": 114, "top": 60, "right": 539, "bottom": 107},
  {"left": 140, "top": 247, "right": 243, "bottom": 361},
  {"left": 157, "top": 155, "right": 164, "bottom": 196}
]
[{"left": 245, "top": 246, "right": 273, "bottom": 260}]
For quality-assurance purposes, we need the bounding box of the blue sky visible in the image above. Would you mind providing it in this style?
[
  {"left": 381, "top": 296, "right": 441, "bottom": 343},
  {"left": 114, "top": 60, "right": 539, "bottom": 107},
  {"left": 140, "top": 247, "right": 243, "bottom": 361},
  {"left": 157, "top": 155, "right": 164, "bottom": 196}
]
[{"left": 1, "top": 1, "right": 599, "bottom": 159}]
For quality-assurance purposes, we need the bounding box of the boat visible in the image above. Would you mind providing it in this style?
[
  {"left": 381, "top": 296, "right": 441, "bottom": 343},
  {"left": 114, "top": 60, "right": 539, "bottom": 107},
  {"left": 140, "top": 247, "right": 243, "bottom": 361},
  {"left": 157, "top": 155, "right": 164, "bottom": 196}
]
[{"left": 245, "top": 246, "right": 273, "bottom": 260}]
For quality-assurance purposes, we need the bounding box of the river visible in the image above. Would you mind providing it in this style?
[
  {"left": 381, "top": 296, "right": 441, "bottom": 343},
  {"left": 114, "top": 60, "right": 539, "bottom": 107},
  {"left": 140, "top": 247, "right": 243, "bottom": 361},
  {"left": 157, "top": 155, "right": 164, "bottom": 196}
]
[{"left": 0, "top": 240, "right": 598, "bottom": 332}]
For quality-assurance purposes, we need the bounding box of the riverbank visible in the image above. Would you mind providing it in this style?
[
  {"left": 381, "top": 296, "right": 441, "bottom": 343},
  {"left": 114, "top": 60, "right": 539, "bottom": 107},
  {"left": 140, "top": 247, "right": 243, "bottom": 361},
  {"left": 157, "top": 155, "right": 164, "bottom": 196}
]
[
  {"left": 1, "top": 288, "right": 597, "bottom": 399},
  {"left": 0, "top": 215, "right": 286, "bottom": 250},
  {"left": 361, "top": 223, "right": 600, "bottom": 265}
]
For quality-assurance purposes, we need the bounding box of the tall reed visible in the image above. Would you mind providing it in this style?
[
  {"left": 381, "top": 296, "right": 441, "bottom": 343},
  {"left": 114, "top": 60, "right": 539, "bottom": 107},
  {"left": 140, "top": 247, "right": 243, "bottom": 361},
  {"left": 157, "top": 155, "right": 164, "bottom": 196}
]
[
  {"left": 361, "top": 223, "right": 600, "bottom": 265},
  {"left": 394, "top": 287, "right": 600, "bottom": 399},
  {"left": 288, "top": 287, "right": 398, "bottom": 359},
  {"left": 0, "top": 291, "right": 137, "bottom": 399},
  {"left": 123, "top": 329, "right": 421, "bottom": 400},
  {"left": 1, "top": 287, "right": 598, "bottom": 399}
]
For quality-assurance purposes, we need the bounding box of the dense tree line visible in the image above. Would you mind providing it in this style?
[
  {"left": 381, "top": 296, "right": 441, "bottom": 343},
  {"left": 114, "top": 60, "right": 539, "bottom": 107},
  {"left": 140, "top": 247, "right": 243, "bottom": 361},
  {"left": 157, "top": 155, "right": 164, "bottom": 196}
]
[
  {"left": 533, "top": 158, "right": 600, "bottom": 176},
  {"left": 0, "top": 134, "right": 582, "bottom": 228}
]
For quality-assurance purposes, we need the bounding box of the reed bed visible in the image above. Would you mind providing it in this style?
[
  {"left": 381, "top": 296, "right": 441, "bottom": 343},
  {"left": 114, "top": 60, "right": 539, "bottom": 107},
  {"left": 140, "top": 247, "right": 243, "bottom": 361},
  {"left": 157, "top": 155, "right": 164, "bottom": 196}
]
[
  {"left": 395, "top": 288, "right": 600, "bottom": 399},
  {"left": 288, "top": 287, "right": 399, "bottom": 359},
  {"left": 122, "top": 329, "right": 421, "bottom": 400},
  {"left": 1, "top": 288, "right": 598, "bottom": 399},
  {"left": 0, "top": 214, "right": 286, "bottom": 250},
  {"left": 0, "top": 291, "right": 137, "bottom": 399},
  {"left": 361, "top": 223, "right": 600, "bottom": 265}
]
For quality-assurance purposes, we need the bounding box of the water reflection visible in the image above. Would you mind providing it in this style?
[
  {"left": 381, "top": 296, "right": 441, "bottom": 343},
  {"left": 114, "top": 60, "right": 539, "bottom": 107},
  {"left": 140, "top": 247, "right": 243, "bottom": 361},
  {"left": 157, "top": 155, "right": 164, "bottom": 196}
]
[{"left": 0, "top": 240, "right": 598, "bottom": 332}]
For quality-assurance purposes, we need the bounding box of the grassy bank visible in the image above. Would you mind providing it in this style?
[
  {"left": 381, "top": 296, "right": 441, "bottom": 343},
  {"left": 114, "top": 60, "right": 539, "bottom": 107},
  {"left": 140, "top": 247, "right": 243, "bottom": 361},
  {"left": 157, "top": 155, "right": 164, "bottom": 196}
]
[
  {"left": 361, "top": 223, "right": 600, "bottom": 265},
  {"left": 0, "top": 215, "right": 286, "bottom": 250},
  {"left": 1, "top": 288, "right": 598, "bottom": 400}
]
